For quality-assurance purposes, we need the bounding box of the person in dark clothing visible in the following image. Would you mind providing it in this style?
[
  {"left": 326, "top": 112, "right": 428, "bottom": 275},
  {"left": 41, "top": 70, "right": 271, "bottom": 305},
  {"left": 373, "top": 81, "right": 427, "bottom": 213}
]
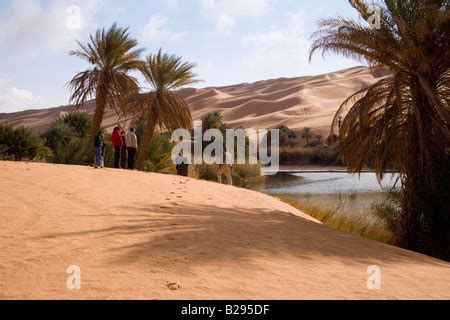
[
  {"left": 111, "top": 127, "right": 124, "bottom": 168},
  {"left": 94, "top": 131, "right": 105, "bottom": 168},
  {"left": 120, "top": 131, "right": 128, "bottom": 169},
  {"left": 175, "top": 152, "right": 189, "bottom": 177}
]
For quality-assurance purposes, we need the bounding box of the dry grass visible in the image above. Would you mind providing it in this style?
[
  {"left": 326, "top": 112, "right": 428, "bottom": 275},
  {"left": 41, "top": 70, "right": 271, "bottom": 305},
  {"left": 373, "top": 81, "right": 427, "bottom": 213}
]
[{"left": 276, "top": 195, "right": 395, "bottom": 245}]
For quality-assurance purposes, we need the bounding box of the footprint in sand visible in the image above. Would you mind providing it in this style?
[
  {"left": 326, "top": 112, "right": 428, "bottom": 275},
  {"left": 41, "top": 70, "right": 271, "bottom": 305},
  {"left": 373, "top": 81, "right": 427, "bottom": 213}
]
[{"left": 166, "top": 283, "right": 181, "bottom": 291}]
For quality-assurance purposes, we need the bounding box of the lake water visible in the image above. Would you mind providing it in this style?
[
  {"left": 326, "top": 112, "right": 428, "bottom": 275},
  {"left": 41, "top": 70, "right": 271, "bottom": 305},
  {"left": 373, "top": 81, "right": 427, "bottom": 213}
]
[{"left": 248, "top": 172, "right": 400, "bottom": 215}]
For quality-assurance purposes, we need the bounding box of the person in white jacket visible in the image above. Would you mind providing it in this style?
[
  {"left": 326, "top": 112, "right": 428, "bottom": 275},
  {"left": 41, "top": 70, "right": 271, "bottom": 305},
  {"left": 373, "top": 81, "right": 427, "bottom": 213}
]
[{"left": 125, "top": 128, "right": 138, "bottom": 170}]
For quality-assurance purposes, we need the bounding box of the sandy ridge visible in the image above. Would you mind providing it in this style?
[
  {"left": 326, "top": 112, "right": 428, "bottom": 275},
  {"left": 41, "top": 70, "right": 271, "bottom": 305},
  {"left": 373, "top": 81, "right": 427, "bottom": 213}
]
[{"left": 0, "top": 161, "right": 449, "bottom": 300}]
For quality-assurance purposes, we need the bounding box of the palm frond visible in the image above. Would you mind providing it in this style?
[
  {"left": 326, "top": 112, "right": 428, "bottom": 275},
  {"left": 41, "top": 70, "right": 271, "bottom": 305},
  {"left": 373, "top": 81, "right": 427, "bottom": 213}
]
[{"left": 67, "top": 23, "right": 145, "bottom": 138}]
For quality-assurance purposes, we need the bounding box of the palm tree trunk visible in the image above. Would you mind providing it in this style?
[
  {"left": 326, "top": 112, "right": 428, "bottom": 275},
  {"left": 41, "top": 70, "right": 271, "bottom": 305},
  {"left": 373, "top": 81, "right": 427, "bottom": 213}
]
[
  {"left": 397, "top": 88, "right": 450, "bottom": 261},
  {"left": 88, "top": 94, "right": 107, "bottom": 142},
  {"left": 400, "top": 137, "right": 450, "bottom": 261},
  {"left": 135, "top": 109, "right": 158, "bottom": 169}
]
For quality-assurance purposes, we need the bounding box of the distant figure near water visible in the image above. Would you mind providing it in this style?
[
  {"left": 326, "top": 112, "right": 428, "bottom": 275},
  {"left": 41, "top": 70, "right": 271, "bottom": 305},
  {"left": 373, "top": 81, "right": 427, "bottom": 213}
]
[
  {"left": 217, "top": 148, "right": 233, "bottom": 185},
  {"left": 94, "top": 131, "right": 105, "bottom": 169}
]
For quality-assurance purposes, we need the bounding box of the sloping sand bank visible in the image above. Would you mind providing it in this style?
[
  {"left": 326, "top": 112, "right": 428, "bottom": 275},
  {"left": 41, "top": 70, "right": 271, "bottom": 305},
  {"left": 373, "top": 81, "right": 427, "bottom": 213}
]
[{"left": 0, "top": 162, "right": 449, "bottom": 300}]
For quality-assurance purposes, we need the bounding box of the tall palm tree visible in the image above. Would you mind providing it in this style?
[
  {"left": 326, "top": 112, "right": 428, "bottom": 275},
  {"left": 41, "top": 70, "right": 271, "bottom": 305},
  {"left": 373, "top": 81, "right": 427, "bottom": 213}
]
[
  {"left": 310, "top": 0, "right": 450, "bottom": 260},
  {"left": 67, "top": 23, "right": 145, "bottom": 141},
  {"left": 125, "top": 49, "right": 199, "bottom": 168},
  {"left": 302, "top": 127, "right": 313, "bottom": 146}
]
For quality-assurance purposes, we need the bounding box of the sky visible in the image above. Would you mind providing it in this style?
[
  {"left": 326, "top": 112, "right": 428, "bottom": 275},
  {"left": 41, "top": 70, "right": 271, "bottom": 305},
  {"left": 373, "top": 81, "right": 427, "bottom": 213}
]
[{"left": 0, "top": 0, "right": 366, "bottom": 113}]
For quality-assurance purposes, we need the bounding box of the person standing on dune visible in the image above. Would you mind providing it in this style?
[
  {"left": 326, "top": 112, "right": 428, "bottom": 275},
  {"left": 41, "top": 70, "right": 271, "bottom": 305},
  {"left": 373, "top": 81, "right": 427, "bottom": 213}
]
[
  {"left": 125, "top": 128, "right": 138, "bottom": 170},
  {"left": 175, "top": 151, "right": 189, "bottom": 177},
  {"left": 94, "top": 131, "right": 105, "bottom": 169},
  {"left": 111, "top": 127, "right": 124, "bottom": 169},
  {"left": 120, "top": 130, "right": 128, "bottom": 169}
]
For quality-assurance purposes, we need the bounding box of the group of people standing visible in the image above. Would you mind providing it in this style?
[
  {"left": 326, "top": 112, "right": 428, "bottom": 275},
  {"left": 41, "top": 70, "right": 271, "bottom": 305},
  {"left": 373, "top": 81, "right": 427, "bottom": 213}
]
[
  {"left": 93, "top": 124, "right": 138, "bottom": 170},
  {"left": 94, "top": 126, "right": 233, "bottom": 185},
  {"left": 111, "top": 126, "right": 138, "bottom": 170}
]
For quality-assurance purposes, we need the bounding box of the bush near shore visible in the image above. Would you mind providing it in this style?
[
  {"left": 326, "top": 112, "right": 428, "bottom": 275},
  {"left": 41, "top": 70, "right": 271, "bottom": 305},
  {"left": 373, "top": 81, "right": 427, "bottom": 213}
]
[{"left": 276, "top": 192, "right": 402, "bottom": 246}]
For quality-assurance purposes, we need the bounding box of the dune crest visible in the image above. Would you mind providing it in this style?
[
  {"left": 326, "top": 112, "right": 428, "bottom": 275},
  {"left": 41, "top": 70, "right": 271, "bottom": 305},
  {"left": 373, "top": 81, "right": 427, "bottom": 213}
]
[{"left": 0, "top": 66, "right": 384, "bottom": 133}]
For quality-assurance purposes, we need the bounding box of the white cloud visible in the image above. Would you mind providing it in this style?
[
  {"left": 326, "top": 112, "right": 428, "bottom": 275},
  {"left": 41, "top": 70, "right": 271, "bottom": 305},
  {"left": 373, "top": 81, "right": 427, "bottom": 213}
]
[
  {"left": 141, "top": 14, "right": 187, "bottom": 43},
  {"left": 0, "top": 0, "right": 103, "bottom": 57},
  {"left": 0, "top": 80, "right": 42, "bottom": 113},
  {"left": 240, "top": 9, "right": 310, "bottom": 75},
  {"left": 199, "top": 0, "right": 271, "bottom": 35}
]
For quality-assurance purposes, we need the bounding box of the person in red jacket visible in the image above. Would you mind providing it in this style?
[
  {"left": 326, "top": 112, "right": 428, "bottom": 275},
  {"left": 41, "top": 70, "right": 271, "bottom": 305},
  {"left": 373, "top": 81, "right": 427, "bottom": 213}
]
[{"left": 111, "top": 127, "right": 124, "bottom": 168}]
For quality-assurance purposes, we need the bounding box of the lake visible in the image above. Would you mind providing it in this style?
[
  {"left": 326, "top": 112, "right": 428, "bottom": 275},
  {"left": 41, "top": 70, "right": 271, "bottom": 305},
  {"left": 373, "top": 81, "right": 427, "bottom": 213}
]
[{"left": 248, "top": 171, "right": 400, "bottom": 215}]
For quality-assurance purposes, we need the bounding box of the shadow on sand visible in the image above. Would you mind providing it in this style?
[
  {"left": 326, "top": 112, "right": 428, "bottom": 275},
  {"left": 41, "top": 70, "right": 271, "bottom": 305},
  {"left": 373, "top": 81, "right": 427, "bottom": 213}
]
[{"left": 36, "top": 201, "right": 445, "bottom": 268}]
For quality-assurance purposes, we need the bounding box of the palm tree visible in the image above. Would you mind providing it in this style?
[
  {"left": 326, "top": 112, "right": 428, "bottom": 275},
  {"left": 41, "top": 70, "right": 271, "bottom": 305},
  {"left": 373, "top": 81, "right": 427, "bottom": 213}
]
[
  {"left": 125, "top": 49, "right": 199, "bottom": 168},
  {"left": 201, "top": 112, "right": 225, "bottom": 131},
  {"left": 302, "top": 127, "right": 313, "bottom": 146},
  {"left": 67, "top": 23, "right": 145, "bottom": 141},
  {"left": 310, "top": 0, "right": 450, "bottom": 260}
]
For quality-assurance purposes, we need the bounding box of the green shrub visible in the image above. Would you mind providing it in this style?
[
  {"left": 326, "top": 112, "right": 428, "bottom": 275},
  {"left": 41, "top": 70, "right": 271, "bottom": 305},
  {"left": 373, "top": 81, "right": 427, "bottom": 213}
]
[
  {"left": 266, "top": 125, "right": 298, "bottom": 148},
  {"left": 195, "top": 163, "right": 264, "bottom": 187},
  {"left": 278, "top": 145, "right": 342, "bottom": 166},
  {"left": 51, "top": 137, "right": 93, "bottom": 165},
  {"left": 0, "top": 125, "right": 51, "bottom": 161},
  {"left": 195, "top": 163, "right": 217, "bottom": 181},
  {"left": 371, "top": 190, "right": 402, "bottom": 237},
  {"left": 309, "top": 146, "right": 342, "bottom": 165},
  {"left": 279, "top": 147, "right": 312, "bottom": 165},
  {"left": 140, "top": 132, "right": 176, "bottom": 174},
  {"left": 233, "top": 163, "right": 264, "bottom": 184},
  {"left": 58, "top": 111, "right": 92, "bottom": 138},
  {"left": 41, "top": 121, "right": 73, "bottom": 151},
  {"left": 42, "top": 111, "right": 94, "bottom": 165},
  {"left": 0, "top": 144, "right": 9, "bottom": 159}
]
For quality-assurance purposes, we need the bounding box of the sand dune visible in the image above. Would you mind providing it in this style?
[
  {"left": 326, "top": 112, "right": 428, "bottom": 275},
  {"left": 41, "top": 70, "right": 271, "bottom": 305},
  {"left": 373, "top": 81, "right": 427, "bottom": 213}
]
[
  {"left": 0, "top": 161, "right": 449, "bottom": 300},
  {"left": 0, "top": 66, "right": 384, "bottom": 134}
]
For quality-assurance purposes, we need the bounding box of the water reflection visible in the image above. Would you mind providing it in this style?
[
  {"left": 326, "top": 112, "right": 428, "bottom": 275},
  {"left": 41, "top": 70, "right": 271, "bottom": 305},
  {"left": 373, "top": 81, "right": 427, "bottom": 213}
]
[{"left": 247, "top": 172, "right": 400, "bottom": 215}]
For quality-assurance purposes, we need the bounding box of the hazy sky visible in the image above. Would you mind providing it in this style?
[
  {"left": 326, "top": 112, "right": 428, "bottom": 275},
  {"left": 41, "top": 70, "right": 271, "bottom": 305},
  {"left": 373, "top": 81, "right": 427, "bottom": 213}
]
[{"left": 0, "top": 0, "right": 366, "bottom": 113}]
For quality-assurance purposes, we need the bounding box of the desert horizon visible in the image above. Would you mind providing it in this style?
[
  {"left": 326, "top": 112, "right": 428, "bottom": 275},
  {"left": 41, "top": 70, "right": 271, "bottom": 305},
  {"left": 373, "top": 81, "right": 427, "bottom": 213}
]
[{"left": 0, "top": 65, "right": 383, "bottom": 135}]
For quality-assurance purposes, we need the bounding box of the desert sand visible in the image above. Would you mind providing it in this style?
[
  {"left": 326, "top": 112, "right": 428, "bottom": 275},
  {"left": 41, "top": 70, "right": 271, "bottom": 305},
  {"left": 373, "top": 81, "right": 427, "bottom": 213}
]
[
  {"left": 0, "top": 66, "right": 384, "bottom": 133},
  {"left": 0, "top": 161, "right": 449, "bottom": 300}
]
